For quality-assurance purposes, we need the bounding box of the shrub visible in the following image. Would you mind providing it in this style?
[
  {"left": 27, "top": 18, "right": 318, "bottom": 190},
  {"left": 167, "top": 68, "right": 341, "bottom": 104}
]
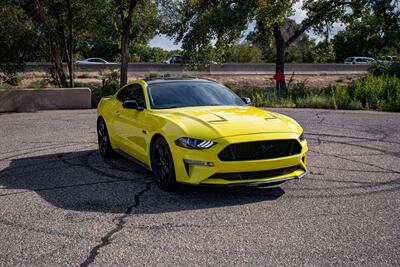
[
  {"left": 354, "top": 75, "right": 385, "bottom": 109},
  {"left": 378, "top": 76, "right": 400, "bottom": 111},
  {"left": 92, "top": 79, "right": 120, "bottom": 108},
  {"left": 332, "top": 86, "right": 351, "bottom": 109},
  {"left": 77, "top": 73, "right": 92, "bottom": 79},
  {"left": 103, "top": 70, "right": 120, "bottom": 81},
  {"left": 74, "top": 81, "right": 87, "bottom": 87},
  {"left": 0, "top": 82, "right": 11, "bottom": 89},
  {"left": 388, "top": 62, "right": 400, "bottom": 78},
  {"left": 295, "top": 95, "right": 334, "bottom": 109},
  {"left": 353, "top": 74, "right": 400, "bottom": 111},
  {"left": 6, "top": 73, "right": 22, "bottom": 86},
  {"left": 29, "top": 79, "right": 48, "bottom": 89},
  {"left": 369, "top": 61, "right": 400, "bottom": 78},
  {"left": 289, "top": 82, "right": 308, "bottom": 99},
  {"left": 234, "top": 77, "right": 400, "bottom": 112},
  {"left": 236, "top": 87, "right": 275, "bottom": 107},
  {"left": 102, "top": 79, "right": 120, "bottom": 96},
  {"left": 0, "top": 63, "right": 24, "bottom": 86},
  {"left": 148, "top": 72, "right": 159, "bottom": 79},
  {"left": 369, "top": 62, "right": 391, "bottom": 77},
  {"left": 348, "top": 100, "right": 363, "bottom": 110}
]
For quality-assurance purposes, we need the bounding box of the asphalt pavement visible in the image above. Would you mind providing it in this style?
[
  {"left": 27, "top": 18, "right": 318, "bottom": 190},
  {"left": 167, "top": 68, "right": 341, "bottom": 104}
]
[{"left": 0, "top": 108, "right": 399, "bottom": 266}]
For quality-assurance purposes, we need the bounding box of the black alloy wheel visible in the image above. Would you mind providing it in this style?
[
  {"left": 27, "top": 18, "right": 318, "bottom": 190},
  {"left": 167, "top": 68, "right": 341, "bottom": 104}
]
[
  {"left": 97, "top": 119, "right": 114, "bottom": 158},
  {"left": 151, "top": 137, "right": 177, "bottom": 191}
]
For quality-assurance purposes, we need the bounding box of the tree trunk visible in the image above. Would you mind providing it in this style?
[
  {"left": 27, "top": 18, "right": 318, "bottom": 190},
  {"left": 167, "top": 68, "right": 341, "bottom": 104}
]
[
  {"left": 273, "top": 25, "right": 287, "bottom": 97},
  {"left": 49, "top": 38, "right": 67, "bottom": 88},
  {"left": 34, "top": 0, "right": 67, "bottom": 88},
  {"left": 67, "top": 0, "right": 74, "bottom": 88},
  {"left": 117, "top": 0, "right": 139, "bottom": 87},
  {"left": 120, "top": 21, "right": 130, "bottom": 87}
]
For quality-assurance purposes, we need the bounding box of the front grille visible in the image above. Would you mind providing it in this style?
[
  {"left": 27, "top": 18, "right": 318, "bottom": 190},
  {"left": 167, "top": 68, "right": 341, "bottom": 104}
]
[
  {"left": 210, "top": 165, "right": 301, "bottom": 180},
  {"left": 218, "top": 140, "right": 302, "bottom": 161}
]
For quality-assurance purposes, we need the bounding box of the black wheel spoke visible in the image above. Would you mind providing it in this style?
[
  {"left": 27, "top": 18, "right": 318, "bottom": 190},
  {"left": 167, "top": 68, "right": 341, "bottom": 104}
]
[
  {"left": 98, "top": 121, "right": 113, "bottom": 158},
  {"left": 151, "top": 138, "right": 176, "bottom": 191}
]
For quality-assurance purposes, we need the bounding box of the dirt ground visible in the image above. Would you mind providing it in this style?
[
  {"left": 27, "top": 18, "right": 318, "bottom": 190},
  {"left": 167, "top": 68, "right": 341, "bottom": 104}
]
[{"left": 17, "top": 71, "right": 362, "bottom": 90}]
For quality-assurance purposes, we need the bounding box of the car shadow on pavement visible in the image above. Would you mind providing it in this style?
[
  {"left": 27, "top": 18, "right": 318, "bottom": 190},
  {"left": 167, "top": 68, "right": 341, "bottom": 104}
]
[{"left": 0, "top": 149, "right": 285, "bottom": 214}]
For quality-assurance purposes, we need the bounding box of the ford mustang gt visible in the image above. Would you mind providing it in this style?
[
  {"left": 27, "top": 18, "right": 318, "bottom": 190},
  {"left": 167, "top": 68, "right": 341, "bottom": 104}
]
[{"left": 97, "top": 78, "right": 308, "bottom": 190}]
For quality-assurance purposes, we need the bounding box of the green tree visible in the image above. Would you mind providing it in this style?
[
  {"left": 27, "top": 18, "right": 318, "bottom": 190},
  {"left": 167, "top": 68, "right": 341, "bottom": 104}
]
[
  {"left": 129, "top": 45, "right": 181, "bottom": 63},
  {"left": 225, "top": 43, "right": 263, "bottom": 63},
  {"left": 17, "top": 0, "right": 106, "bottom": 87},
  {"left": 111, "top": 0, "right": 158, "bottom": 86},
  {"left": 312, "top": 42, "right": 335, "bottom": 63},
  {"left": 0, "top": 2, "right": 41, "bottom": 84},
  {"left": 160, "top": 0, "right": 377, "bottom": 96},
  {"left": 333, "top": 3, "right": 400, "bottom": 62}
]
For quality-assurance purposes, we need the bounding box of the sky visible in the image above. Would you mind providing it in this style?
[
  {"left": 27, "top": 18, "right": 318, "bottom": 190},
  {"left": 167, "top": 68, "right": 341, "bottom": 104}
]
[{"left": 149, "top": 2, "right": 343, "bottom": 51}]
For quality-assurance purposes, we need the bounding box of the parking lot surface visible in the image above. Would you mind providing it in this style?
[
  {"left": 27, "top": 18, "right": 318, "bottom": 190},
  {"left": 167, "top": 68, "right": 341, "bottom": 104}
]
[{"left": 0, "top": 108, "right": 399, "bottom": 266}]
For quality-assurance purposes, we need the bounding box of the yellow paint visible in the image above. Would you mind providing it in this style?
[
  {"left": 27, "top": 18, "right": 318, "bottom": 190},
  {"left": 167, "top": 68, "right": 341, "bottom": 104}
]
[{"left": 98, "top": 80, "right": 308, "bottom": 186}]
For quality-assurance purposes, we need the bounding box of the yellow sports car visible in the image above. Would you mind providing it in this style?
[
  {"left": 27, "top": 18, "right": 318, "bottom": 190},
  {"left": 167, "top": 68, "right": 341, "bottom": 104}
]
[{"left": 97, "top": 78, "right": 308, "bottom": 190}]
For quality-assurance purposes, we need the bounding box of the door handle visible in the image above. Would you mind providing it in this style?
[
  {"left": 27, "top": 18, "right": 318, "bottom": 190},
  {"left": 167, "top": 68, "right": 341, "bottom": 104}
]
[{"left": 115, "top": 111, "right": 120, "bottom": 116}]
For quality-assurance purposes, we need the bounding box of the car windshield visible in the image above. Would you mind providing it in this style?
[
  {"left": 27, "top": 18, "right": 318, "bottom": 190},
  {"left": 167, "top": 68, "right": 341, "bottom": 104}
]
[{"left": 147, "top": 81, "right": 245, "bottom": 109}]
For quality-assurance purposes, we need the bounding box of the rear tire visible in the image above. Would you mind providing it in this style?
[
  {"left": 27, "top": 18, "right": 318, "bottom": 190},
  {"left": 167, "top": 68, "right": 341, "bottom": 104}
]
[
  {"left": 151, "top": 137, "right": 178, "bottom": 191},
  {"left": 97, "top": 119, "right": 114, "bottom": 158}
]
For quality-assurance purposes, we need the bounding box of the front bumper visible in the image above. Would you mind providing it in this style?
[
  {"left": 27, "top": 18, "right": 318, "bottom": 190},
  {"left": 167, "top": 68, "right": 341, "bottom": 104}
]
[
  {"left": 200, "top": 170, "right": 308, "bottom": 188},
  {"left": 171, "top": 132, "right": 308, "bottom": 186}
]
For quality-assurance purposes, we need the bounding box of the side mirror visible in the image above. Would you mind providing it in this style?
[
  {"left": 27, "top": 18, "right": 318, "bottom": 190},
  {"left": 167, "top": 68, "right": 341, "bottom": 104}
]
[
  {"left": 241, "top": 97, "right": 252, "bottom": 105},
  {"left": 123, "top": 100, "right": 143, "bottom": 111}
]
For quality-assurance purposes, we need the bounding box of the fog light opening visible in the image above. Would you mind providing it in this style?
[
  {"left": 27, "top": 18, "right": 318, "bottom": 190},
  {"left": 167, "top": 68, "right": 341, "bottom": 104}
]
[{"left": 183, "top": 159, "right": 214, "bottom": 167}]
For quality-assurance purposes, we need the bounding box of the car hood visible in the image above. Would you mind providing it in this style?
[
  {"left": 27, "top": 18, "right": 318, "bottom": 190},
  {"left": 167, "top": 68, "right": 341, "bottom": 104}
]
[{"left": 156, "top": 106, "right": 302, "bottom": 140}]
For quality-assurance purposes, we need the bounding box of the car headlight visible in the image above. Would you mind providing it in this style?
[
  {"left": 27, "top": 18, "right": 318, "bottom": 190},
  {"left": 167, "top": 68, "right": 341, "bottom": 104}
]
[
  {"left": 175, "top": 137, "right": 216, "bottom": 149},
  {"left": 299, "top": 132, "right": 305, "bottom": 141}
]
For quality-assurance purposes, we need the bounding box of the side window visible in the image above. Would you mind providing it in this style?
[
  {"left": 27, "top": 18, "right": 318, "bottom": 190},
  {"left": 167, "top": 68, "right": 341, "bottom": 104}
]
[
  {"left": 117, "top": 84, "right": 146, "bottom": 108},
  {"left": 117, "top": 87, "right": 131, "bottom": 102}
]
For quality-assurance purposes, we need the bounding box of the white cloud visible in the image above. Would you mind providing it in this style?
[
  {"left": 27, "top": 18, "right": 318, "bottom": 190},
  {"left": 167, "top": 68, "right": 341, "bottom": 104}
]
[
  {"left": 292, "top": 0, "right": 307, "bottom": 23},
  {"left": 149, "top": 34, "right": 181, "bottom": 51}
]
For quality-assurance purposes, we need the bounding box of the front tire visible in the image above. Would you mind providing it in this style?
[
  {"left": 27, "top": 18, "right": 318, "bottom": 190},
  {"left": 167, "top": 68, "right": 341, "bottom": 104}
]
[
  {"left": 151, "top": 137, "right": 177, "bottom": 191},
  {"left": 97, "top": 119, "right": 114, "bottom": 158}
]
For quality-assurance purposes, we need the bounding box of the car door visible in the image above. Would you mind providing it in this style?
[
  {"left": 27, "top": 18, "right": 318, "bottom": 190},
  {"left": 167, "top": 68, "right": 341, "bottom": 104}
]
[{"left": 112, "top": 83, "right": 150, "bottom": 165}]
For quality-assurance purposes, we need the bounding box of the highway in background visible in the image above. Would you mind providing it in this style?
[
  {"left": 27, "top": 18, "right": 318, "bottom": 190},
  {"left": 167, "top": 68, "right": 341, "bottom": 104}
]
[{"left": 24, "top": 63, "right": 369, "bottom": 75}]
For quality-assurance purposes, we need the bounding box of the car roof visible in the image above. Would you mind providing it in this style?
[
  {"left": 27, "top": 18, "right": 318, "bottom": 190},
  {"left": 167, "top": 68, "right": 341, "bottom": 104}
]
[{"left": 144, "top": 77, "right": 214, "bottom": 85}]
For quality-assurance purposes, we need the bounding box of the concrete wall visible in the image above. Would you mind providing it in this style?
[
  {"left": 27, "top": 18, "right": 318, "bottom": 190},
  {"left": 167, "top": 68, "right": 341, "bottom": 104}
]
[
  {"left": 0, "top": 88, "right": 92, "bottom": 113},
  {"left": 23, "top": 63, "right": 369, "bottom": 75}
]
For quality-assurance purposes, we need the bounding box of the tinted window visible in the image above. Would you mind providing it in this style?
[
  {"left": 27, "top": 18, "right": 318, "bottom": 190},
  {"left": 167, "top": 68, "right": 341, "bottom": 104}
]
[
  {"left": 88, "top": 58, "right": 104, "bottom": 63},
  {"left": 117, "top": 84, "right": 146, "bottom": 108},
  {"left": 147, "top": 81, "right": 245, "bottom": 109}
]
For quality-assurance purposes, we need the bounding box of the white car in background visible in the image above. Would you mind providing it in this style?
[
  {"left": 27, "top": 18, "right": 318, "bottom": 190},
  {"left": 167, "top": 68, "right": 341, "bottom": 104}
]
[
  {"left": 344, "top": 57, "right": 375, "bottom": 65},
  {"left": 75, "top": 58, "right": 110, "bottom": 64},
  {"left": 164, "top": 55, "right": 184, "bottom": 64}
]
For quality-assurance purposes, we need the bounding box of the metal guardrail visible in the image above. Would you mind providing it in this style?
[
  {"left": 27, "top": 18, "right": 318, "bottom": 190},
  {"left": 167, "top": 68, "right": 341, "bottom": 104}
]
[{"left": 23, "top": 62, "right": 369, "bottom": 75}]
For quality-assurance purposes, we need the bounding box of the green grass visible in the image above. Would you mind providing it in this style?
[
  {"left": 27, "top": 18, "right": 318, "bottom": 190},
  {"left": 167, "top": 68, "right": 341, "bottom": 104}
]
[
  {"left": 0, "top": 82, "right": 12, "bottom": 89},
  {"left": 235, "top": 75, "right": 400, "bottom": 112},
  {"left": 147, "top": 72, "right": 159, "bottom": 79},
  {"left": 28, "top": 79, "right": 48, "bottom": 89},
  {"left": 73, "top": 81, "right": 88, "bottom": 87},
  {"left": 295, "top": 95, "right": 334, "bottom": 109}
]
